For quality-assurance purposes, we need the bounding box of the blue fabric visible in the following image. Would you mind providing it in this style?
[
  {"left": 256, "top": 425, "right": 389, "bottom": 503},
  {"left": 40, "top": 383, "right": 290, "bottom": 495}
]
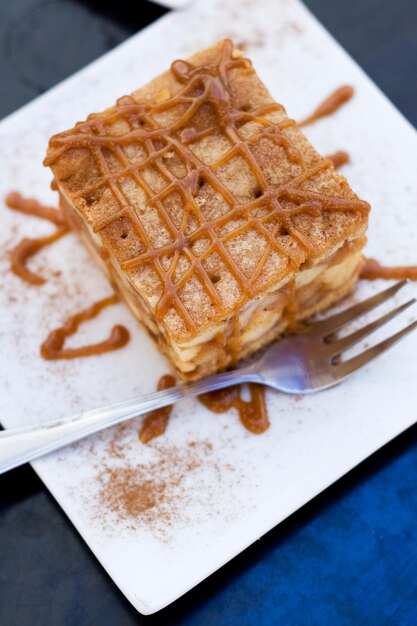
[{"left": 158, "top": 429, "right": 417, "bottom": 625}]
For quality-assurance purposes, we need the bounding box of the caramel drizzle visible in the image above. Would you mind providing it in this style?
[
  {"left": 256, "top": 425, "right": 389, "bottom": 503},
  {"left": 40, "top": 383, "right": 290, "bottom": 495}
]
[
  {"left": 326, "top": 150, "right": 350, "bottom": 169},
  {"left": 40, "top": 295, "right": 130, "bottom": 360},
  {"left": 199, "top": 383, "right": 269, "bottom": 434},
  {"left": 140, "top": 252, "right": 417, "bottom": 443},
  {"left": 285, "top": 278, "right": 298, "bottom": 332},
  {"left": 45, "top": 41, "right": 368, "bottom": 337},
  {"left": 298, "top": 85, "right": 354, "bottom": 128},
  {"left": 361, "top": 257, "right": 417, "bottom": 281},
  {"left": 139, "top": 374, "right": 176, "bottom": 443},
  {"left": 140, "top": 376, "right": 269, "bottom": 444},
  {"left": 5, "top": 191, "right": 69, "bottom": 285}
]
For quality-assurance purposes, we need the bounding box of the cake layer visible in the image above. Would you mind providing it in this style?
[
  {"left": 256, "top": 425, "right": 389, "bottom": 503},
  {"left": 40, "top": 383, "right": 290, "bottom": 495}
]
[
  {"left": 60, "top": 192, "right": 364, "bottom": 378},
  {"left": 47, "top": 39, "right": 370, "bottom": 378}
]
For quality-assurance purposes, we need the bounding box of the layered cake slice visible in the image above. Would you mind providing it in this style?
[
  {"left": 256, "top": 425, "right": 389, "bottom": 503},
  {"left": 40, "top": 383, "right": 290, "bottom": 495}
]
[{"left": 45, "top": 39, "right": 370, "bottom": 379}]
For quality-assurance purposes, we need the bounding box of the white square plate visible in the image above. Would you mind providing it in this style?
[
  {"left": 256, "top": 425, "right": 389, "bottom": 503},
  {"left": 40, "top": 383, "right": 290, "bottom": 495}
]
[{"left": 1, "top": 0, "right": 417, "bottom": 615}]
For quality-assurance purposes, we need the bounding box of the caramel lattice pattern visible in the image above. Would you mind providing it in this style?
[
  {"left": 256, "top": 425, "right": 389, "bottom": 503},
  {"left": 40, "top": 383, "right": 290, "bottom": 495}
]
[{"left": 46, "top": 40, "right": 369, "bottom": 335}]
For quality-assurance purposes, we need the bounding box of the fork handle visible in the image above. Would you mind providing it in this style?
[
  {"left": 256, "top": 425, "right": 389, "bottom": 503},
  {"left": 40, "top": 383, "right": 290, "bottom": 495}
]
[{"left": 0, "top": 368, "right": 261, "bottom": 474}]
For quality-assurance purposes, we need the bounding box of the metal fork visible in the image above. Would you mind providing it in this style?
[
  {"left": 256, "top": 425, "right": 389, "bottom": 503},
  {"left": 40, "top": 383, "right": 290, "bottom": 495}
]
[{"left": 0, "top": 280, "right": 416, "bottom": 474}]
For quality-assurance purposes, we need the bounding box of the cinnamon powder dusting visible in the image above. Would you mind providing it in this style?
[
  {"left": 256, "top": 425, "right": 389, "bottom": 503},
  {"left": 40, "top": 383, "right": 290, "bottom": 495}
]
[
  {"left": 92, "top": 434, "right": 237, "bottom": 535},
  {"left": 100, "top": 469, "right": 166, "bottom": 518}
]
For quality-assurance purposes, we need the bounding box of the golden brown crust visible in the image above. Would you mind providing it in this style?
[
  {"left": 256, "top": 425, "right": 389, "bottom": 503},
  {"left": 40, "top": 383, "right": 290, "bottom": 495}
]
[{"left": 45, "top": 39, "right": 369, "bottom": 345}]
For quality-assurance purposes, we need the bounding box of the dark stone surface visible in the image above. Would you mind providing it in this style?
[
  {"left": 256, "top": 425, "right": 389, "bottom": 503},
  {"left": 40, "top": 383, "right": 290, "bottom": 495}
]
[
  {"left": 0, "top": 0, "right": 166, "bottom": 117},
  {"left": 0, "top": 1, "right": 416, "bottom": 624}
]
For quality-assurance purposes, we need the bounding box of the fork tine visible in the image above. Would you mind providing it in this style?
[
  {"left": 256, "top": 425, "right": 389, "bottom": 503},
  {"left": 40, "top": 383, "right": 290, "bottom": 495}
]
[
  {"left": 327, "top": 298, "right": 416, "bottom": 356},
  {"left": 334, "top": 319, "right": 417, "bottom": 380},
  {"left": 306, "top": 280, "right": 408, "bottom": 337}
]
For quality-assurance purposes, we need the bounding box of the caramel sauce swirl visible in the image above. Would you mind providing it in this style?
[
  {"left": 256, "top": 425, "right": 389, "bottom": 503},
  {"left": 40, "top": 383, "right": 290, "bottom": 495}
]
[
  {"left": 139, "top": 375, "right": 176, "bottom": 443},
  {"left": 41, "top": 295, "right": 130, "bottom": 360},
  {"left": 299, "top": 85, "right": 354, "bottom": 128},
  {"left": 5, "top": 191, "right": 69, "bottom": 285},
  {"left": 199, "top": 383, "right": 269, "bottom": 434},
  {"left": 6, "top": 191, "right": 65, "bottom": 226},
  {"left": 10, "top": 230, "right": 68, "bottom": 285},
  {"left": 361, "top": 257, "right": 417, "bottom": 281},
  {"left": 139, "top": 376, "right": 269, "bottom": 444},
  {"left": 45, "top": 42, "right": 368, "bottom": 336}
]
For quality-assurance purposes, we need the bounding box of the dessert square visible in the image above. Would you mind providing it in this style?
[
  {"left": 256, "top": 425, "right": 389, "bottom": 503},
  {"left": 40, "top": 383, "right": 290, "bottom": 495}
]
[{"left": 45, "top": 39, "right": 370, "bottom": 379}]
